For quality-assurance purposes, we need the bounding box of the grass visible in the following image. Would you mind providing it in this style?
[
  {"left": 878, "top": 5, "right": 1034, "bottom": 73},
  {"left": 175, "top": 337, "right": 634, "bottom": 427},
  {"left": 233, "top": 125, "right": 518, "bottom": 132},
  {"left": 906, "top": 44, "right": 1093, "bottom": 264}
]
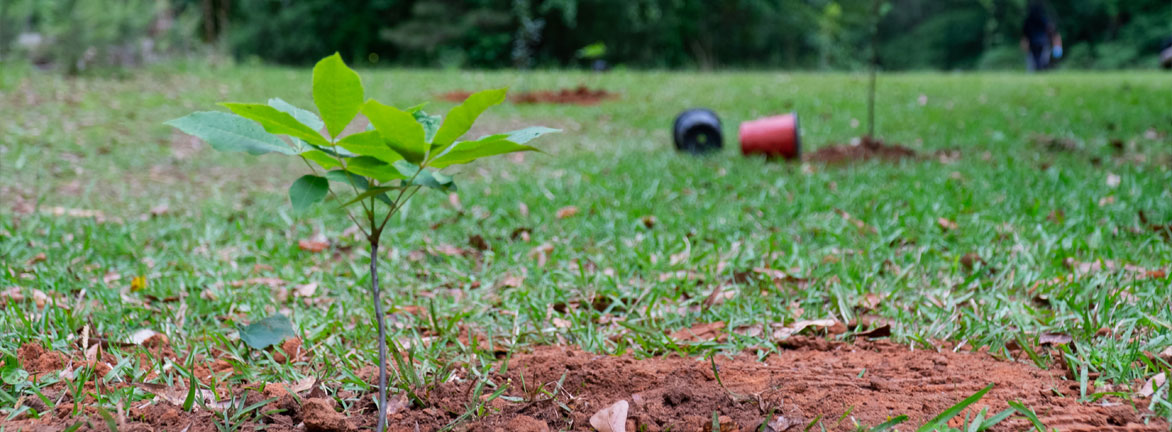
[{"left": 2, "top": 61, "right": 1171, "bottom": 427}]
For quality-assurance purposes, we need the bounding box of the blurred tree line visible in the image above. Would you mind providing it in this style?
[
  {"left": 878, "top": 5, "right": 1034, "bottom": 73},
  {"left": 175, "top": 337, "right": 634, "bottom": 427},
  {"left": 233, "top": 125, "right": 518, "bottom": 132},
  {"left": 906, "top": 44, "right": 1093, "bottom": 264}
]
[{"left": 1, "top": 0, "right": 1169, "bottom": 73}]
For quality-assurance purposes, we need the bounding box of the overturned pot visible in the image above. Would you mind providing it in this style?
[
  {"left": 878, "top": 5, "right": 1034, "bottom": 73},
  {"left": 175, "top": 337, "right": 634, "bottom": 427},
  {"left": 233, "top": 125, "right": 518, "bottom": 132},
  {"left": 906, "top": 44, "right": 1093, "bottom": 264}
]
[
  {"left": 673, "top": 109, "right": 722, "bottom": 154},
  {"left": 739, "top": 112, "right": 801, "bottom": 160}
]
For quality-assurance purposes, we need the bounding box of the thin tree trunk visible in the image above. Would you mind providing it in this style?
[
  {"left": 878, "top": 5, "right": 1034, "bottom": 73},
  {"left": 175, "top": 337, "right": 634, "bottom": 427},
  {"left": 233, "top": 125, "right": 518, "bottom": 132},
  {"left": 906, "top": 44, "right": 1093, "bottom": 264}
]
[
  {"left": 867, "top": 0, "right": 880, "bottom": 140},
  {"left": 370, "top": 241, "right": 388, "bottom": 432}
]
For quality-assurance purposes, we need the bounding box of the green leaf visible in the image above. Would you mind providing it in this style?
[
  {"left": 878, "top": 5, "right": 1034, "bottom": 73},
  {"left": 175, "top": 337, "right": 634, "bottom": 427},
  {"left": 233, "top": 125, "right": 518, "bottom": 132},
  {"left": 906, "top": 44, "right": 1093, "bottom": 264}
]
[
  {"left": 166, "top": 112, "right": 295, "bottom": 155},
  {"left": 346, "top": 156, "right": 408, "bottom": 182},
  {"left": 431, "top": 88, "right": 507, "bottom": 152},
  {"left": 312, "top": 53, "right": 364, "bottom": 138},
  {"left": 873, "top": 415, "right": 908, "bottom": 432},
  {"left": 238, "top": 314, "right": 296, "bottom": 350},
  {"left": 325, "top": 170, "right": 393, "bottom": 204},
  {"left": 502, "top": 126, "right": 561, "bottom": 144},
  {"left": 335, "top": 130, "right": 405, "bottom": 164},
  {"left": 391, "top": 160, "right": 456, "bottom": 192},
  {"left": 301, "top": 150, "right": 342, "bottom": 170},
  {"left": 428, "top": 135, "right": 539, "bottom": 169},
  {"left": 1, "top": 354, "right": 28, "bottom": 385},
  {"left": 917, "top": 383, "right": 993, "bottom": 432},
  {"left": 289, "top": 175, "right": 329, "bottom": 212},
  {"left": 221, "top": 102, "right": 330, "bottom": 147},
  {"left": 413, "top": 110, "right": 442, "bottom": 144},
  {"left": 268, "top": 97, "right": 325, "bottom": 131},
  {"left": 339, "top": 186, "right": 398, "bottom": 208},
  {"left": 1007, "top": 401, "right": 1047, "bottom": 432},
  {"left": 362, "top": 99, "right": 427, "bottom": 163},
  {"left": 980, "top": 408, "right": 1016, "bottom": 430}
]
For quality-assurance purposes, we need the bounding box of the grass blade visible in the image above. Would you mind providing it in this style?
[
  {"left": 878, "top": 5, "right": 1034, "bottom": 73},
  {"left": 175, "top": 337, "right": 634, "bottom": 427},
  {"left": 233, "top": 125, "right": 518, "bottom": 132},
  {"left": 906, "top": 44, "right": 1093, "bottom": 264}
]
[{"left": 916, "top": 383, "right": 994, "bottom": 432}]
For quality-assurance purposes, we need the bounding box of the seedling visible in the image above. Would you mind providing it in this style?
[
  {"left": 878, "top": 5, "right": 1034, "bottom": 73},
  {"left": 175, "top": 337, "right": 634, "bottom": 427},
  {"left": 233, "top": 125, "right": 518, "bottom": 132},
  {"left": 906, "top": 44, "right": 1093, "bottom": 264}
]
[{"left": 167, "top": 53, "right": 557, "bottom": 431}]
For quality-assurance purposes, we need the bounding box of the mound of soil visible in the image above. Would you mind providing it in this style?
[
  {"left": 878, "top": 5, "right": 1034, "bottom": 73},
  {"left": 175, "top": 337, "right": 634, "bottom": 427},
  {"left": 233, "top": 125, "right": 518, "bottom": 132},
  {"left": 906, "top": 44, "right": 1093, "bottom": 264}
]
[
  {"left": 805, "top": 136, "right": 919, "bottom": 163},
  {"left": 438, "top": 86, "right": 618, "bottom": 106},
  {"left": 6, "top": 339, "right": 1164, "bottom": 431}
]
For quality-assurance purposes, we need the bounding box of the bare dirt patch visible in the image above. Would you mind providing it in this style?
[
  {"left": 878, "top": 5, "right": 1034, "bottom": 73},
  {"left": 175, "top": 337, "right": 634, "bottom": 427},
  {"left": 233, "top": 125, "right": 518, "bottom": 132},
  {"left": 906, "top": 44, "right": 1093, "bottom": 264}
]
[
  {"left": 805, "top": 136, "right": 920, "bottom": 164},
  {"left": 439, "top": 86, "right": 619, "bottom": 106},
  {"left": 5, "top": 339, "right": 1164, "bottom": 431}
]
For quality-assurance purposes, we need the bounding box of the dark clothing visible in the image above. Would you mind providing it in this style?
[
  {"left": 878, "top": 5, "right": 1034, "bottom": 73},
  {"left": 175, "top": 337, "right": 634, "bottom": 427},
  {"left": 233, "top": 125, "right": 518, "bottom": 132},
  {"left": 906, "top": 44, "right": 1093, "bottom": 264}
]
[
  {"left": 1022, "top": 6, "right": 1052, "bottom": 46},
  {"left": 1023, "top": 4, "right": 1054, "bottom": 71}
]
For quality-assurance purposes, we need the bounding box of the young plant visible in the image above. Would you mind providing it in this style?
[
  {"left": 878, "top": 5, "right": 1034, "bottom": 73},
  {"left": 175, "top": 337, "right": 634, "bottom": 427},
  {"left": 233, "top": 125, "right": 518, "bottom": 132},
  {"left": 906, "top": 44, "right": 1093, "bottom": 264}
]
[{"left": 166, "top": 53, "right": 557, "bottom": 431}]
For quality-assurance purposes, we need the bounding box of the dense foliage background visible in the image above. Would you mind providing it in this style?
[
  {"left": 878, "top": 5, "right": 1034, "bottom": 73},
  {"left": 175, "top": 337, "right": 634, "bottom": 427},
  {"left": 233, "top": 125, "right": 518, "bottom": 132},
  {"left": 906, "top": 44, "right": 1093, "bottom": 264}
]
[{"left": 1, "top": 0, "right": 1170, "bottom": 72}]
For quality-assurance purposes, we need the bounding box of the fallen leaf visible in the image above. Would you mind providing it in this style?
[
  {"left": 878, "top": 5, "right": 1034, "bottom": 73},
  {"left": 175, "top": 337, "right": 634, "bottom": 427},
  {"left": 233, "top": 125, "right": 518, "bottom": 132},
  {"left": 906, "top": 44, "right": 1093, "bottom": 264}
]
[
  {"left": 238, "top": 314, "right": 296, "bottom": 350},
  {"left": 518, "top": 202, "right": 529, "bottom": 217},
  {"left": 1106, "top": 173, "right": 1121, "bottom": 188},
  {"left": 499, "top": 274, "right": 524, "bottom": 288},
  {"left": 150, "top": 204, "right": 170, "bottom": 217},
  {"left": 1137, "top": 372, "right": 1167, "bottom": 398},
  {"left": 129, "top": 329, "right": 161, "bottom": 345},
  {"left": 1099, "top": 195, "right": 1116, "bottom": 206},
  {"left": 511, "top": 227, "right": 532, "bottom": 241},
  {"left": 25, "top": 253, "right": 46, "bottom": 267},
  {"left": 669, "top": 250, "right": 689, "bottom": 266},
  {"left": 641, "top": 215, "right": 657, "bottom": 228},
  {"left": 433, "top": 243, "right": 466, "bottom": 257},
  {"left": 298, "top": 238, "right": 328, "bottom": 253},
  {"left": 556, "top": 206, "right": 579, "bottom": 219},
  {"left": 669, "top": 321, "right": 725, "bottom": 342},
  {"left": 134, "top": 382, "right": 229, "bottom": 411},
  {"left": 772, "top": 319, "right": 841, "bottom": 340},
  {"left": 835, "top": 209, "right": 874, "bottom": 234},
  {"left": 859, "top": 293, "right": 883, "bottom": 311},
  {"left": 937, "top": 217, "right": 958, "bottom": 231},
  {"left": 468, "top": 235, "right": 489, "bottom": 251},
  {"left": 760, "top": 415, "right": 800, "bottom": 432},
  {"left": 293, "top": 283, "right": 318, "bottom": 298},
  {"left": 528, "top": 243, "right": 555, "bottom": 267},
  {"left": 284, "top": 376, "right": 316, "bottom": 394},
  {"left": 1158, "top": 346, "right": 1172, "bottom": 362},
  {"left": 552, "top": 317, "right": 572, "bottom": 329},
  {"left": 589, "top": 399, "right": 629, "bottom": 432},
  {"left": 131, "top": 276, "right": 147, "bottom": 292},
  {"left": 448, "top": 192, "right": 462, "bottom": 210},
  {"left": 1039, "top": 333, "right": 1073, "bottom": 346}
]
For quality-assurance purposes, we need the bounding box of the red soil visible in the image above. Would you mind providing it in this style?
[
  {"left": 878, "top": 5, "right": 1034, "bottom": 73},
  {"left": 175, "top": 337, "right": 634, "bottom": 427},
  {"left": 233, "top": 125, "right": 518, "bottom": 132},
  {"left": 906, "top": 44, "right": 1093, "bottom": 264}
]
[
  {"left": 805, "top": 136, "right": 920, "bottom": 163},
  {"left": 5, "top": 338, "right": 1164, "bottom": 431}
]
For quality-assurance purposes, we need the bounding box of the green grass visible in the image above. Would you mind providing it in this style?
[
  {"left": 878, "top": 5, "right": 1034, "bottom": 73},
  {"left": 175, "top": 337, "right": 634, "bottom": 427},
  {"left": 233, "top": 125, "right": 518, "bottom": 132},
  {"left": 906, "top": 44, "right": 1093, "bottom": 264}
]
[{"left": 2, "top": 63, "right": 1171, "bottom": 426}]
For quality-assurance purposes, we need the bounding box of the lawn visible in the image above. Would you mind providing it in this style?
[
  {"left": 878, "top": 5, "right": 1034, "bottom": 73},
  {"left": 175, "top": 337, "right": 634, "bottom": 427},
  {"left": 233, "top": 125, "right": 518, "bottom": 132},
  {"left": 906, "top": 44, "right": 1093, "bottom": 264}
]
[{"left": 1, "top": 64, "right": 1171, "bottom": 431}]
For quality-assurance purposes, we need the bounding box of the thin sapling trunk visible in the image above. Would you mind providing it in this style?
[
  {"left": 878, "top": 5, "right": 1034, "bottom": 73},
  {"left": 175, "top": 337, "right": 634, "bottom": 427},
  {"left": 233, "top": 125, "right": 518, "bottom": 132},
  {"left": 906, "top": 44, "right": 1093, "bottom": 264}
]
[
  {"left": 369, "top": 236, "right": 388, "bottom": 432},
  {"left": 867, "top": 0, "right": 881, "bottom": 141}
]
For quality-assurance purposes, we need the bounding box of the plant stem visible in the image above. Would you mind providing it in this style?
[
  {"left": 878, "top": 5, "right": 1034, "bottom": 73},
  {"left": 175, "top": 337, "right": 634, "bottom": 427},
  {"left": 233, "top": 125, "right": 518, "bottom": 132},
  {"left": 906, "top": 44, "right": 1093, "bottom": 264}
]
[
  {"left": 867, "top": 0, "right": 880, "bottom": 139},
  {"left": 370, "top": 239, "right": 388, "bottom": 432}
]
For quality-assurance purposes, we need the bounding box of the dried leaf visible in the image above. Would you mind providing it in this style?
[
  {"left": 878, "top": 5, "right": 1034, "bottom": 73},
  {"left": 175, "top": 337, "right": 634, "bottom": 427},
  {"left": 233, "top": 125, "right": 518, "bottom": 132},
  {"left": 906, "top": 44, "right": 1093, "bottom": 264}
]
[
  {"left": 669, "top": 321, "right": 725, "bottom": 342},
  {"left": 518, "top": 202, "right": 529, "bottom": 217},
  {"left": 149, "top": 204, "right": 170, "bottom": 217},
  {"left": 129, "top": 329, "right": 161, "bottom": 345},
  {"left": 468, "top": 235, "right": 489, "bottom": 251},
  {"left": 528, "top": 243, "right": 555, "bottom": 267},
  {"left": 641, "top": 215, "right": 657, "bottom": 228},
  {"left": 1039, "top": 333, "right": 1073, "bottom": 346},
  {"left": 131, "top": 276, "right": 147, "bottom": 292},
  {"left": 834, "top": 209, "right": 874, "bottom": 234},
  {"left": 552, "top": 317, "right": 572, "bottom": 328},
  {"left": 25, "top": 253, "right": 46, "bottom": 267},
  {"left": 1137, "top": 372, "right": 1167, "bottom": 398},
  {"left": 448, "top": 192, "right": 462, "bottom": 210},
  {"left": 298, "top": 238, "right": 329, "bottom": 253},
  {"left": 669, "top": 250, "right": 689, "bottom": 266},
  {"left": 937, "top": 217, "right": 958, "bottom": 231},
  {"left": 556, "top": 206, "right": 579, "bottom": 219},
  {"left": 772, "top": 319, "right": 841, "bottom": 340},
  {"left": 134, "top": 382, "right": 230, "bottom": 411},
  {"left": 293, "top": 283, "right": 318, "bottom": 298},
  {"left": 1106, "top": 173, "right": 1121, "bottom": 188},
  {"left": 589, "top": 399, "right": 629, "bottom": 432}
]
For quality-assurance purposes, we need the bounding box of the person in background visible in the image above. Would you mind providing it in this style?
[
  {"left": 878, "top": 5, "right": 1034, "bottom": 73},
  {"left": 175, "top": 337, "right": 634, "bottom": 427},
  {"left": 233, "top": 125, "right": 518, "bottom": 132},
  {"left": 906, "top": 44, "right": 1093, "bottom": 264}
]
[
  {"left": 1020, "top": 1, "right": 1062, "bottom": 72},
  {"left": 1161, "top": 37, "right": 1172, "bottom": 70}
]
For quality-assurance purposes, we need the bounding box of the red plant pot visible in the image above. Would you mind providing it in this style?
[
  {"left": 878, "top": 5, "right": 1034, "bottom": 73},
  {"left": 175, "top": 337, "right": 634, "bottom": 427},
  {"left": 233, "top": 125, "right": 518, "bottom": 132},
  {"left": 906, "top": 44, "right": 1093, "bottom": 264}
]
[{"left": 739, "top": 113, "right": 801, "bottom": 160}]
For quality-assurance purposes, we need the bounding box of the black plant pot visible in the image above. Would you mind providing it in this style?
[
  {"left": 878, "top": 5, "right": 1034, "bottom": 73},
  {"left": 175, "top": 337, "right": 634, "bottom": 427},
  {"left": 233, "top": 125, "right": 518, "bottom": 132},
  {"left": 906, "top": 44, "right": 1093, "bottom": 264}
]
[{"left": 673, "top": 109, "right": 722, "bottom": 154}]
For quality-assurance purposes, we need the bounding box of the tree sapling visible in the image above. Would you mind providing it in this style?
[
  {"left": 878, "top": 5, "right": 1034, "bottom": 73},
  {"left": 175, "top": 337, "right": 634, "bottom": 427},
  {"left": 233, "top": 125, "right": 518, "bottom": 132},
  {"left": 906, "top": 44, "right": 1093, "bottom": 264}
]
[{"left": 166, "top": 53, "right": 557, "bottom": 431}]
